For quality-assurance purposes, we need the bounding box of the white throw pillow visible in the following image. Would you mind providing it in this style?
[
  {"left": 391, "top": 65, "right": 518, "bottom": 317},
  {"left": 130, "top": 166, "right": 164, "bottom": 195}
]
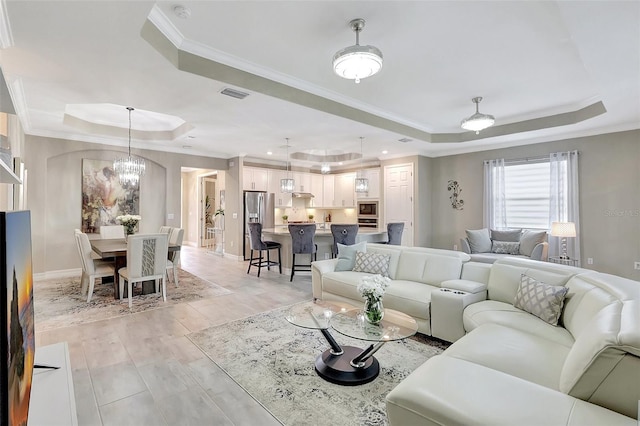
[
  {"left": 465, "top": 228, "right": 492, "bottom": 253},
  {"left": 335, "top": 241, "right": 367, "bottom": 271},
  {"left": 519, "top": 230, "right": 547, "bottom": 256}
]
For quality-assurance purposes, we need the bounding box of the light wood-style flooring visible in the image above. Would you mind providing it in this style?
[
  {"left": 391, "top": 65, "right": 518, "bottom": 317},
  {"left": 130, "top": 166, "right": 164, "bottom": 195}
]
[{"left": 36, "top": 246, "right": 313, "bottom": 425}]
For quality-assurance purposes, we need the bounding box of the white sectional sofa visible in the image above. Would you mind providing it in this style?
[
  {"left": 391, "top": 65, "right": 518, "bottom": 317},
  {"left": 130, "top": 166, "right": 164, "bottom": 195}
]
[{"left": 311, "top": 246, "right": 640, "bottom": 424}]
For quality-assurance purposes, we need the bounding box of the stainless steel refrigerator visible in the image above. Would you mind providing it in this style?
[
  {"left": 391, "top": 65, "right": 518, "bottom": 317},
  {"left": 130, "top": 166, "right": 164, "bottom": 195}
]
[{"left": 243, "top": 190, "right": 275, "bottom": 260}]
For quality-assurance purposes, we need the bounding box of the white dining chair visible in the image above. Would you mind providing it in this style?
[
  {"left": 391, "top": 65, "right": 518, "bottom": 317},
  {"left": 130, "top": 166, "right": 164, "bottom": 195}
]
[
  {"left": 118, "top": 233, "right": 169, "bottom": 308},
  {"left": 166, "top": 228, "right": 184, "bottom": 286},
  {"left": 159, "top": 226, "right": 171, "bottom": 234},
  {"left": 100, "top": 225, "right": 125, "bottom": 239},
  {"left": 75, "top": 231, "right": 115, "bottom": 302}
]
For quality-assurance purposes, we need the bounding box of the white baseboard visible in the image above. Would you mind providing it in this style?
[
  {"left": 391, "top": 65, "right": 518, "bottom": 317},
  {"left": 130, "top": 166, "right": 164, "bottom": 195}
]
[{"left": 34, "top": 268, "right": 81, "bottom": 281}]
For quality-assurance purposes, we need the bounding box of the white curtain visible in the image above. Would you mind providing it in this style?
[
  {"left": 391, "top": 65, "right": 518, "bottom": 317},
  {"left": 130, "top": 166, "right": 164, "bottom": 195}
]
[
  {"left": 549, "top": 151, "right": 580, "bottom": 262},
  {"left": 483, "top": 159, "right": 507, "bottom": 230}
]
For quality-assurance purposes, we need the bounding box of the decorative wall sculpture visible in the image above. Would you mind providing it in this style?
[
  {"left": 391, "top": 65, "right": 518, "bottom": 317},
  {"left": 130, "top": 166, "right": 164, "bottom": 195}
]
[
  {"left": 81, "top": 159, "right": 139, "bottom": 233},
  {"left": 447, "top": 180, "right": 464, "bottom": 210}
]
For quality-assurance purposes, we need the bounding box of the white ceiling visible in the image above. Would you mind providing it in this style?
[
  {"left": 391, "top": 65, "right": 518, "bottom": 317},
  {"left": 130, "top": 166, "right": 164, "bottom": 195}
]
[{"left": 0, "top": 1, "right": 638, "bottom": 169}]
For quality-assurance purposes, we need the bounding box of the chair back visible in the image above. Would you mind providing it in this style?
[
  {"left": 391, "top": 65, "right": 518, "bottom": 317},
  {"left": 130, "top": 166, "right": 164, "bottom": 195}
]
[
  {"left": 168, "top": 228, "right": 184, "bottom": 262},
  {"left": 100, "top": 225, "right": 125, "bottom": 239},
  {"left": 330, "top": 224, "right": 359, "bottom": 255},
  {"left": 288, "top": 224, "right": 317, "bottom": 254},
  {"left": 126, "top": 233, "right": 169, "bottom": 280},
  {"left": 75, "top": 231, "right": 96, "bottom": 274},
  {"left": 248, "top": 223, "right": 268, "bottom": 250},
  {"left": 159, "top": 226, "right": 171, "bottom": 234},
  {"left": 387, "top": 222, "right": 405, "bottom": 245}
]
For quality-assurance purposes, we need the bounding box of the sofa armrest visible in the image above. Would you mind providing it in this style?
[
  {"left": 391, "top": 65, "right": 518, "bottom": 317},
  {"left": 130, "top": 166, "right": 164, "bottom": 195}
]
[
  {"left": 442, "top": 279, "right": 487, "bottom": 294},
  {"left": 430, "top": 284, "right": 487, "bottom": 342},
  {"left": 459, "top": 237, "right": 471, "bottom": 254},
  {"left": 386, "top": 355, "right": 636, "bottom": 426},
  {"left": 311, "top": 259, "right": 339, "bottom": 300},
  {"left": 530, "top": 241, "right": 549, "bottom": 261}
]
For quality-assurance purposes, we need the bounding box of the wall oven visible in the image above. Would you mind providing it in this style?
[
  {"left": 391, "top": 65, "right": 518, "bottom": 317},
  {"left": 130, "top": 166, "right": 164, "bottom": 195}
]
[
  {"left": 357, "top": 201, "right": 378, "bottom": 218},
  {"left": 358, "top": 217, "right": 378, "bottom": 228}
]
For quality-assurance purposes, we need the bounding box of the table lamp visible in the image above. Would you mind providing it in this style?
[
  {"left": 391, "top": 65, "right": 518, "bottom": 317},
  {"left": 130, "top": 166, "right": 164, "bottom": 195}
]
[{"left": 550, "top": 221, "right": 576, "bottom": 260}]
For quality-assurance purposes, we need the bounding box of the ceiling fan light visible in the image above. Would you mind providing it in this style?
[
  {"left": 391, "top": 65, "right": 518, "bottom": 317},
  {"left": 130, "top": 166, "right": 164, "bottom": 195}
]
[
  {"left": 460, "top": 97, "right": 495, "bottom": 134},
  {"left": 333, "top": 18, "right": 383, "bottom": 84}
]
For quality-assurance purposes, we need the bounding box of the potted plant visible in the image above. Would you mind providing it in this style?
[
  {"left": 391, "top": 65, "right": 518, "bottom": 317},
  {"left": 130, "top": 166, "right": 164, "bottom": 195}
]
[
  {"left": 308, "top": 214, "right": 314, "bottom": 222},
  {"left": 282, "top": 215, "right": 288, "bottom": 223},
  {"left": 214, "top": 208, "right": 224, "bottom": 229}
]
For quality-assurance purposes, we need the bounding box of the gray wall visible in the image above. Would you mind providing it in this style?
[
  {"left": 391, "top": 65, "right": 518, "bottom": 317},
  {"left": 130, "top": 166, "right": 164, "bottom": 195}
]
[
  {"left": 429, "top": 129, "right": 640, "bottom": 279},
  {"left": 25, "top": 135, "right": 227, "bottom": 273}
]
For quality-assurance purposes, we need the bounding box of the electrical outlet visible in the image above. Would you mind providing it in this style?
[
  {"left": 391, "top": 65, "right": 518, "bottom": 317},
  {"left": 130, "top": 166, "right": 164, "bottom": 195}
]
[
  {"left": 634, "top": 261, "right": 640, "bottom": 270},
  {"left": 232, "top": 212, "right": 238, "bottom": 219},
  {"left": 453, "top": 244, "right": 458, "bottom": 251},
  {"left": 587, "top": 258, "right": 593, "bottom": 265},
  {"left": 167, "top": 213, "right": 174, "bottom": 220}
]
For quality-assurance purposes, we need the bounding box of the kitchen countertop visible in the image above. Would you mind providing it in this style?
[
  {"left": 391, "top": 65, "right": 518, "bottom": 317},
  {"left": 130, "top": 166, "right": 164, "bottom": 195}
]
[{"left": 263, "top": 227, "right": 386, "bottom": 235}]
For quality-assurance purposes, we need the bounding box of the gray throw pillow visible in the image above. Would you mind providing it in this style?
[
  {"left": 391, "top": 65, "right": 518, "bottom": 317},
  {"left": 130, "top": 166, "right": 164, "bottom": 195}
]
[
  {"left": 352, "top": 251, "right": 391, "bottom": 277},
  {"left": 519, "top": 230, "right": 547, "bottom": 256},
  {"left": 335, "top": 241, "right": 367, "bottom": 271},
  {"left": 465, "top": 228, "right": 492, "bottom": 253},
  {"left": 491, "top": 241, "right": 520, "bottom": 255},
  {"left": 513, "top": 274, "right": 569, "bottom": 326},
  {"left": 491, "top": 228, "right": 522, "bottom": 242}
]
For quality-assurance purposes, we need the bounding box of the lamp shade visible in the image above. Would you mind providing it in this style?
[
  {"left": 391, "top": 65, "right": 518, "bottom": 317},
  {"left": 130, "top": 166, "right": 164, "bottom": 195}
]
[{"left": 550, "top": 221, "right": 576, "bottom": 238}]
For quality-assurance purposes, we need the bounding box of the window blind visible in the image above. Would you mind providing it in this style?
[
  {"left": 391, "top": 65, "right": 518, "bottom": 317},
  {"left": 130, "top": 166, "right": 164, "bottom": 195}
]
[{"left": 504, "top": 161, "right": 551, "bottom": 229}]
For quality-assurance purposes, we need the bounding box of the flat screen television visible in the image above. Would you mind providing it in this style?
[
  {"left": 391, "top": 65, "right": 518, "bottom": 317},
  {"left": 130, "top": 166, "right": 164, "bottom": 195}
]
[{"left": 0, "top": 211, "right": 35, "bottom": 426}]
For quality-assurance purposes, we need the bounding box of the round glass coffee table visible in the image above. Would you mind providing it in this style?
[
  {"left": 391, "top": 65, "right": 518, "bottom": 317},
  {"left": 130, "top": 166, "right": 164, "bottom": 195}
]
[{"left": 285, "top": 301, "right": 418, "bottom": 386}]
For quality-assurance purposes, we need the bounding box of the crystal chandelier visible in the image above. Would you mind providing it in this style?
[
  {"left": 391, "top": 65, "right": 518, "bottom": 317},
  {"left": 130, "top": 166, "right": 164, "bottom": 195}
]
[
  {"left": 113, "top": 107, "right": 145, "bottom": 186},
  {"left": 354, "top": 137, "right": 369, "bottom": 193},
  {"left": 280, "top": 138, "right": 294, "bottom": 193},
  {"left": 460, "top": 97, "right": 495, "bottom": 134},
  {"left": 321, "top": 163, "right": 331, "bottom": 174},
  {"left": 333, "top": 18, "right": 383, "bottom": 84}
]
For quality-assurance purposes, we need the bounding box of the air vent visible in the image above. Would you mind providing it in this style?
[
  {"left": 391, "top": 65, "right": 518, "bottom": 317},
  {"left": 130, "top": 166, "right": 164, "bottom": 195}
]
[
  {"left": 398, "top": 137, "right": 412, "bottom": 143},
  {"left": 220, "top": 88, "right": 250, "bottom": 99}
]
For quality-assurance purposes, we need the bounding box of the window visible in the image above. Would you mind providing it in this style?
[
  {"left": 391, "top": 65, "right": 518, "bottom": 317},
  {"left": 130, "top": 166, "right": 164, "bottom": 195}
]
[{"left": 503, "top": 160, "right": 551, "bottom": 229}]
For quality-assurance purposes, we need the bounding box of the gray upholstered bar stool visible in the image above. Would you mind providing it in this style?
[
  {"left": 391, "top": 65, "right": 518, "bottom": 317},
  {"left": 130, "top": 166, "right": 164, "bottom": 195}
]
[
  {"left": 288, "top": 224, "right": 317, "bottom": 282},
  {"left": 247, "top": 222, "right": 282, "bottom": 277},
  {"left": 330, "top": 224, "right": 359, "bottom": 258},
  {"left": 386, "top": 222, "right": 405, "bottom": 245}
]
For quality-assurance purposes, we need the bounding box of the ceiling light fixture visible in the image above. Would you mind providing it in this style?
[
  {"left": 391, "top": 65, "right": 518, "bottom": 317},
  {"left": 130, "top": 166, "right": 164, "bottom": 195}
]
[
  {"left": 333, "top": 18, "right": 383, "bottom": 84},
  {"left": 113, "top": 107, "right": 145, "bottom": 186},
  {"left": 461, "top": 97, "right": 495, "bottom": 134},
  {"left": 280, "top": 138, "right": 295, "bottom": 193},
  {"left": 321, "top": 163, "right": 331, "bottom": 174},
  {"left": 354, "top": 137, "right": 369, "bottom": 193}
]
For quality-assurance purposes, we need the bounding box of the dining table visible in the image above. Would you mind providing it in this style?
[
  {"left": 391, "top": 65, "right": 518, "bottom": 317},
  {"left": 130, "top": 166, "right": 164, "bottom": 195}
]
[{"left": 90, "top": 238, "right": 181, "bottom": 299}]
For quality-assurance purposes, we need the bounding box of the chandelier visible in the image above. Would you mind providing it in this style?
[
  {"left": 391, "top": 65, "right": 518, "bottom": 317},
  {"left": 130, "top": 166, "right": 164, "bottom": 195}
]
[
  {"left": 354, "top": 137, "right": 369, "bottom": 193},
  {"left": 321, "top": 163, "right": 331, "bottom": 174},
  {"left": 113, "top": 107, "right": 145, "bottom": 186},
  {"left": 333, "top": 18, "right": 383, "bottom": 84},
  {"left": 280, "top": 138, "right": 294, "bottom": 193},
  {"left": 460, "top": 97, "right": 495, "bottom": 134}
]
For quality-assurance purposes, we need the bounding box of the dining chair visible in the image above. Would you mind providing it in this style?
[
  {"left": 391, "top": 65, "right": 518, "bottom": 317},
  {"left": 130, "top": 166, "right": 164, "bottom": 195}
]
[
  {"left": 75, "top": 228, "right": 104, "bottom": 260},
  {"left": 247, "top": 222, "right": 282, "bottom": 277},
  {"left": 330, "top": 224, "right": 359, "bottom": 258},
  {"left": 100, "top": 225, "right": 125, "bottom": 239},
  {"left": 75, "top": 231, "right": 115, "bottom": 302},
  {"left": 118, "top": 233, "right": 169, "bottom": 308},
  {"left": 166, "top": 227, "right": 184, "bottom": 286},
  {"left": 386, "top": 222, "right": 405, "bottom": 245},
  {"left": 288, "top": 224, "right": 317, "bottom": 282},
  {"left": 159, "top": 226, "right": 171, "bottom": 234}
]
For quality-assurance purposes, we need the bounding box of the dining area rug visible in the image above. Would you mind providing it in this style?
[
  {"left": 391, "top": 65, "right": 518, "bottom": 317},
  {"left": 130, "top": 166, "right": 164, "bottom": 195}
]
[
  {"left": 34, "top": 268, "right": 232, "bottom": 331},
  {"left": 187, "top": 302, "right": 448, "bottom": 426}
]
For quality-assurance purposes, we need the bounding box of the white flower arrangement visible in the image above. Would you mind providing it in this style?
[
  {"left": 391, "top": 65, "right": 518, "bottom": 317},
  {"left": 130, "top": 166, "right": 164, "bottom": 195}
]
[
  {"left": 116, "top": 214, "right": 141, "bottom": 225},
  {"left": 357, "top": 274, "right": 391, "bottom": 301}
]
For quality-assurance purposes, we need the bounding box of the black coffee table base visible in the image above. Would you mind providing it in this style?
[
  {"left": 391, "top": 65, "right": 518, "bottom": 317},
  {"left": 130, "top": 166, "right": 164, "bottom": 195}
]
[{"left": 315, "top": 346, "right": 380, "bottom": 386}]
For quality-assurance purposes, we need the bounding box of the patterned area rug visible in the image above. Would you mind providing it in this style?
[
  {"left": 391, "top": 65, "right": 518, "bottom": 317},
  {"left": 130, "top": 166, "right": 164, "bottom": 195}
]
[
  {"left": 34, "top": 269, "right": 232, "bottom": 331},
  {"left": 188, "top": 302, "right": 448, "bottom": 426}
]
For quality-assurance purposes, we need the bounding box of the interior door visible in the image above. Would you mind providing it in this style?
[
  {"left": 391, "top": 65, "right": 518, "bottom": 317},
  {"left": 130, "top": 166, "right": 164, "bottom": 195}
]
[{"left": 384, "top": 164, "right": 414, "bottom": 246}]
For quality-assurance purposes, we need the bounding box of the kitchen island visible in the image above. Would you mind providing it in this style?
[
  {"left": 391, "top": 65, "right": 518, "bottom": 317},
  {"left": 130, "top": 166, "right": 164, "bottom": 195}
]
[{"left": 261, "top": 227, "right": 388, "bottom": 272}]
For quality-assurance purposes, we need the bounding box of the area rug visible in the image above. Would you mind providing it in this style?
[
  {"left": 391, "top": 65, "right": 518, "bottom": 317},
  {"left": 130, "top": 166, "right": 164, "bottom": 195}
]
[
  {"left": 34, "top": 269, "right": 233, "bottom": 331},
  {"left": 188, "top": 302, "right": 448, "bottom": 425}
]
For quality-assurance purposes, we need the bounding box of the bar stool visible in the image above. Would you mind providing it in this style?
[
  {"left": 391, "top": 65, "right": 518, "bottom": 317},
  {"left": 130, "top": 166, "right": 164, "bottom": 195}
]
[
  {"left": 330, "top": 224, "right": 359, "bottom": 258},
  {"left": 288, "top": 224, "right": 317, "bottom": 282},
  {"left": 386, "top": 222, "right": 405, "bottom": 245},
  {"left": 247, "top": 222, "right": 282, "bottom": 277}
]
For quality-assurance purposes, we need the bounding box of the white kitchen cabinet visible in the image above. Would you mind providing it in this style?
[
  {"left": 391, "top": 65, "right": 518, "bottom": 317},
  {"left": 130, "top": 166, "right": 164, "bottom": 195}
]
[
  {"left": 356, "top": 168, "right": 381, "bottom": 199},
  {"left": 322, "top": 175, "right": 335, "bottom": 207},
  {"left": 308, "top": 174, "right": 324, "bottom": 207},
  {"left": 243, "top": 167, "right": 268, "bottom": 191},
  {"left": 335, "top": 172, "right": 356, "bottom": 207},
  {"left": 267, "top": 169, "right": 292, "bottom": 207}
]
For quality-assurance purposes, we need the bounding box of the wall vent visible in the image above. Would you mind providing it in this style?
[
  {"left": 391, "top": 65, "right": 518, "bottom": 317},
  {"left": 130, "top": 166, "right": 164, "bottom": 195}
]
[
  {"left": 398, "top": 137, "right": 413, "bottom": 143},
  {"left": 220, "top": 88, "right": 250, "bottom": 99}
]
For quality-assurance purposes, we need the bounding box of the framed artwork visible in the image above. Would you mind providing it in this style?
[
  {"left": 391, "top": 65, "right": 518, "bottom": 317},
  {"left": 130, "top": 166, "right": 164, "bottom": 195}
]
[{"left": 81, "top": 159, "right": 139, "bottom": 233}]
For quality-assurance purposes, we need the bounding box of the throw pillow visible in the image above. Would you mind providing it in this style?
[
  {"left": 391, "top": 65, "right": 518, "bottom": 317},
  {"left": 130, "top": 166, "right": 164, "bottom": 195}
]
[
  {"left": 352, "top": 251, "right": 391, "bottom": 277},
  {"left": 491, "top": 228, "right": 522, "bottom": 242},
  {"left": 465, "top": 228, "right": 492, "bottom": 253},
  {"left": 491, "top": 241, "right": 520, "bottom": 255},
  {"left": 519, "top": 230, "right": 547, "bottom": 256},
  {"left": 335, "top": 241, "right": 367, "bottom": 271},
  {"left": 513, "top": 274, "right": 569, "bottom": 326}
]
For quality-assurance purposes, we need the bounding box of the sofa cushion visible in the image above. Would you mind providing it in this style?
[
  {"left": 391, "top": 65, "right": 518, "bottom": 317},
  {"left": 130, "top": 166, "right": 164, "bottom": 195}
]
[
  {"left": 352, "top": 251, "right": 391, "bottom": 277},
  {"left": 384, "top": 279, "right": 436, "bottom": 320},
  {"left": 491, "top": 228, "right": 522, "bottom": 242},
  {"left": 491, "top": 241, "right": 520, "bottom": 255},
  {"left": 514, "top": 274, "right": 569, "bottom": 326},
  {"left": 465, "top": 228, "right": 491, "bottom": 253},
  {"left": 322, "top": 270, "right": 372, "bottom": 301},
  {"left": 463, "top": 300, "right": 575, "bottom": 347},
  {"left": 335, "top": 241, "right": 366, "bottom": 271},
  {"left": 519, "top": 230, "right": 547, "bottom": 256},
  {"left": 367, "top": 245, "right": 402, "bottom": 279}
]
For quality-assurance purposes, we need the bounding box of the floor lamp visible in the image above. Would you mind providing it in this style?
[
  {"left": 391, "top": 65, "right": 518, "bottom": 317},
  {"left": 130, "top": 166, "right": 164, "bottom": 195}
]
[{"left": 551, "top": 221, "right": 576, "bottom": 260}]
